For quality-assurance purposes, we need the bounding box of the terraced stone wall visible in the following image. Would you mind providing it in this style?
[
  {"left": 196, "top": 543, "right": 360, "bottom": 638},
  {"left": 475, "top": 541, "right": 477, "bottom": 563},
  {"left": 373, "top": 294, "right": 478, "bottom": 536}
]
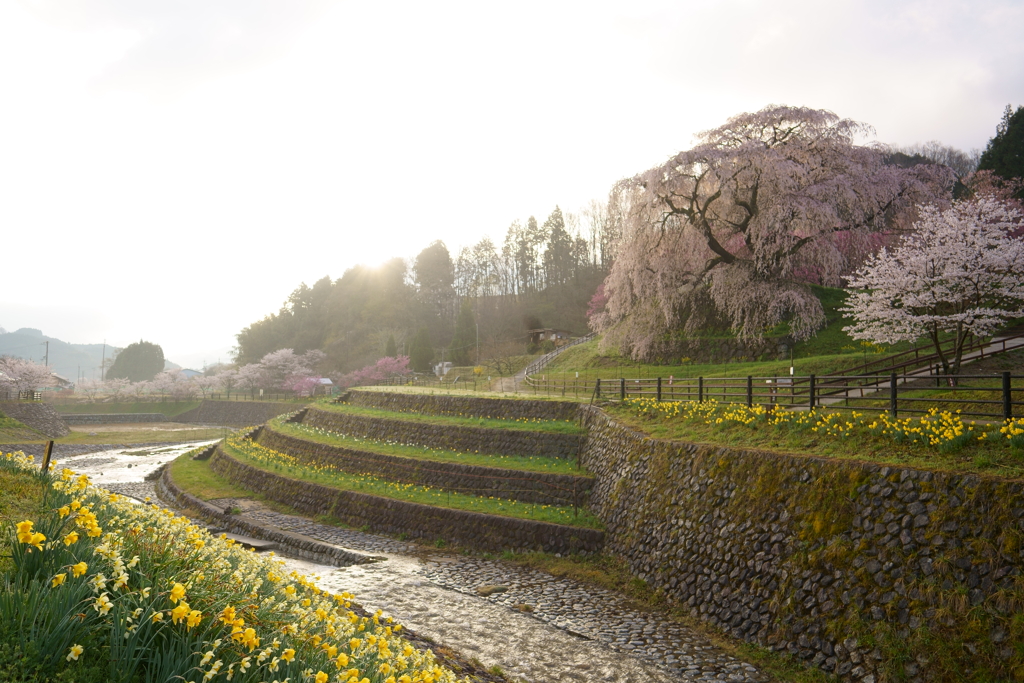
[
  {"left": 578, "top": 406, "right": 1024, "bottom": 682},
  {"left": 346, "top": 390, "right": 582, "bottom": 421},
  {"left": 0, "top": 401, "right": 70, "bottom": 438},
  {"left": 173, "top": 400, "right": 304, "bottom": 426},
  {"left": 258, "top": 425, "right": 593, "bottom": 506},
  {"left": 209, "top": 446, "right": 603, "bottom": 554},
  {"left": 302, "top": 407, "right": 581, "bottom": 459}
]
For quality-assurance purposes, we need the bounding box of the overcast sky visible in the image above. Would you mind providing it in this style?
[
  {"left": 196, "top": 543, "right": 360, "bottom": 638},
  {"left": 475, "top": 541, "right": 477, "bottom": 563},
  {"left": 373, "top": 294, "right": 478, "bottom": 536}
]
[{"left": 2, "top": 0, "right": 1022, "bottom": 369}]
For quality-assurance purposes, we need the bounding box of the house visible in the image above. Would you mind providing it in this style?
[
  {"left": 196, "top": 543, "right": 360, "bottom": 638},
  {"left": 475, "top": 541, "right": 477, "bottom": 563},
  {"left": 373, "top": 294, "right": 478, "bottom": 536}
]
[
  {"left": 180, "top": 369, "right": 204, "bottom": 379},
  {"left": 527, "top": 328, "right": 574, "bottom": 347}
]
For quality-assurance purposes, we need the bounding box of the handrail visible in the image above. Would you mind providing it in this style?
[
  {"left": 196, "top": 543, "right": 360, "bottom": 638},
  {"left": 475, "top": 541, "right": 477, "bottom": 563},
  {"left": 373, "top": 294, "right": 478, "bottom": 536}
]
[{"left": 522, "top": 332, "right": 596, "bottom": 378}]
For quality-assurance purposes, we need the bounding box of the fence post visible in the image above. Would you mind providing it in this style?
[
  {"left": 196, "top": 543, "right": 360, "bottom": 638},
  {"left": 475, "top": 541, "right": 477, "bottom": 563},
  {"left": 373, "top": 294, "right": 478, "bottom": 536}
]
[
  {"left": 890, "top": 372, "right": 898, "bottom": 417},
  {"left": 657, "top": 377, "right": 662, "bottom": 402},
  {"left": 1003, "top": 371, "right": 1012, "bottom": 421},
  {"left": 41, "top": 440, "right": 54, "bottom": 473},
  {"left": 619, "top": 378, "right": 625, "bottom": 401},
  {"left": 698, "top": 377, "right": 704, "bottom": 402},
  {"left": 746, "top": 376, "right": 753, "bottom": 407},
  {"left": 808, "top": 374, "right": 816, "bottom": 409},
  {"left": 595, "top": 378, "right": 601, "bottom": 399}
]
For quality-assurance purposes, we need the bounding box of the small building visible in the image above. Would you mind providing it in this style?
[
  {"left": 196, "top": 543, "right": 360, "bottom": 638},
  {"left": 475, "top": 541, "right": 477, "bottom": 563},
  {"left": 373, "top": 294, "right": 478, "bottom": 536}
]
[
  {"left": 433, "top": 361, "right": 453, "bottom": 377},
  {"left": 527, "top": 328, "right": 574, "bottom": 347},
  {"left": 180, "top": 369, "right": 204, "bottom": 379},
  {"left": 316, "top": 377, "right": 334, "bottom": 396}
]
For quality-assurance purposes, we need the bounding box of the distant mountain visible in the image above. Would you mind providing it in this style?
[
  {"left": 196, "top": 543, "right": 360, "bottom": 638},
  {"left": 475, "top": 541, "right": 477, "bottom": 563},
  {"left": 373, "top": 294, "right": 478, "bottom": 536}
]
[{"left": 0, "top": 328, "right": 180, "bottom": 383}]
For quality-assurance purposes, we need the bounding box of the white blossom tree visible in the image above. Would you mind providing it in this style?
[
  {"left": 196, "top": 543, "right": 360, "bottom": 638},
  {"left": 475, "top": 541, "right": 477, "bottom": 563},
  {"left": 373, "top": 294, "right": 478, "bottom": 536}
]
[
  {"left": 235, "top": 363, "right": 268, "bottom": 399},
  {"left": 593, "top": 105, "right": 954, "bottom": 360},
  {"left": 843, "top": 196, "right": 1024, "bottom": 375},
  {"left": 0, "top": 356, "right": 54, "bottom": 396},
  {"left": 193, "top": 375, "right": 220, "bottom": 399}
]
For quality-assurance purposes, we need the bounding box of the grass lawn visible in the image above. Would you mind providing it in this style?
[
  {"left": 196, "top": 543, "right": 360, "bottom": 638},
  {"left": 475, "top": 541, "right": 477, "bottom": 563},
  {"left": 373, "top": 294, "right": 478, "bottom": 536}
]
[
  {"left": 0, "top": 423, "right": 232, "bottom": 446},
  {"left": 351, "top": 385, "right": 589, "bottom": 402},
  {"left": 317, "top": 401, "right": 586, "bottom": 434},
  {"left": 223, "top": 437, "right": 603, "bottom": 529},
  {"left": 51, "top": 401, "right": 201, "bottom": 417},
  {"left": 268, "top": 418, "right": 587, "bottom": 475},
  {"left": 606, "top": 403, "right": 1024, "bottom": 479},
  {"left": 169, "top": 451, "right": 261, "bottom": 500}
]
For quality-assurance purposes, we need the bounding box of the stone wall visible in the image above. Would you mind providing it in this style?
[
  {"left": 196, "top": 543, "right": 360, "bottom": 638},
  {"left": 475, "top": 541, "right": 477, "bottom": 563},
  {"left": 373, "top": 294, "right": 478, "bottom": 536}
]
[
  {"left": 346, "top": 390, "right": 582, "bottom": 421},
  {"left": 302, "top": 406, "right": 581, "bottom": 459},
  {"left": 258, "top": 424, "right": 593, "bottom": 506},
  {"left": 157, "top": 465, "right": 379, "bottom": 567},
  {"left": 174, "top": 400, "right": 304, "bottom": 426},
  {"left": 0, "top": 402, "right": 70, "bottom": 438},
  {"left": 578, "top": 406, "right": 1024, "bottom": 682},
  {"left": 209, "top": 446, "right": 603, "bottom": 554},
  {"left": 62, "top": 413, "right": 168, "bottom": 424}
]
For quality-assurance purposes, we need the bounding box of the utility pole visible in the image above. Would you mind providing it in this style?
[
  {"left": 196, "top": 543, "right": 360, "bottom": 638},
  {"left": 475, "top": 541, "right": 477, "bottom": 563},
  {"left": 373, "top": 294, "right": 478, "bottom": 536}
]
[
  {"left": 41, "top": 341, "right": 49, "bottom": 366},
  {"left": 476, "top": 322, "right": 479, "bottom": 366},
  {"left": 101, "top": 340, "right": 106, "bottom": 381}
]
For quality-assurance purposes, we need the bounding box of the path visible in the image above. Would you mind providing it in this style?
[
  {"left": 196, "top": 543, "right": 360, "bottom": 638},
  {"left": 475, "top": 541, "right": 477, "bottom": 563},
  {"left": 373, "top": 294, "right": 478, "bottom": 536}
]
[
  {"left": 492, "top": 333, "right": 596, "bottom": 393},
  {"left": 45, "top": 443, "right": 764, "bottom": 683}
]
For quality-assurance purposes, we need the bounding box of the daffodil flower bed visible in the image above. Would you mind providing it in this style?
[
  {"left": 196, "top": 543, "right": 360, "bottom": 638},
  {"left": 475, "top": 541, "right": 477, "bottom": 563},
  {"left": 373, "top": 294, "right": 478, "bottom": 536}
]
[
  {"left": 0, "top": 450, "right": 465, "bottom": 683},
  {"left": 622, "top": 398, "right": 1024, "bottom": 455},
  {"left": 319, "top": 403, "right": 585, "bottom": 435},
  {"left": 269, "top": 419, "right": 583, "bottom": 475},
  {"left": 223, "top": 435, "right": 602, "bottom": 529}
]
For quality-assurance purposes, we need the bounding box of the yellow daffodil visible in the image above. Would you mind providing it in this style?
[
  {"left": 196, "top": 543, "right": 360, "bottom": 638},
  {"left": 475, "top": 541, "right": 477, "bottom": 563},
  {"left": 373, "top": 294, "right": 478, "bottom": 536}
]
[
  {"left": 169, "top": 582, "right": 186, "bottom": 604},
  {"left": 66, "top": 644, "right": 83, "bottom": 661}
]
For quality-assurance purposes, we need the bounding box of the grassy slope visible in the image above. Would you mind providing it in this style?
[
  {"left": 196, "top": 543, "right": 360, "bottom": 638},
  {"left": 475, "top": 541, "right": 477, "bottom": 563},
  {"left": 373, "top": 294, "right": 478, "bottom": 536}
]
[
  {"left": 0, "top": 468, "right": 48, "bottom": 573},
  {"left": 0, "top": 413, "right": 45, "bottom": 442},
  {"left": 269, "top": 418, "right": 586, "bottom": 475},
  {"left": 543, "top": 286, "right": 965, "bottom": 380},
  {"left": 318, "top": 402, "right": 585, "bottom": 434}
]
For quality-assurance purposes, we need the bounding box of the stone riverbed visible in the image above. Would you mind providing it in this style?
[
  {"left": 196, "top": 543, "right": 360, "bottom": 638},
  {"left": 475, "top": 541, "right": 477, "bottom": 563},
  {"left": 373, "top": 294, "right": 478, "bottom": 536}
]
[{"left": 28, "top": 443, "right": 765, "bottom": 683}]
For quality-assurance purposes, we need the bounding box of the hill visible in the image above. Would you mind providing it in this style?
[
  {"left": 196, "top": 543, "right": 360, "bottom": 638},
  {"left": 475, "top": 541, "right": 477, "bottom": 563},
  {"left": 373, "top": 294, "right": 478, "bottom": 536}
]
[{"left": 0, "top": 328, "right": 181, "bottom": 382}]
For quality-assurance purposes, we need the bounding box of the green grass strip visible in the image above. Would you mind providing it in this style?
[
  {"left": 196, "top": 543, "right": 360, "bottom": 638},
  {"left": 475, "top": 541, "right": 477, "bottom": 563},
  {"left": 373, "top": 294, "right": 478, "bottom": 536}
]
[
  {"left": 315, "top": 401, "right": 586, "bottom": 434},
  {"left": 269, "top": 418, "right": 588, "bottom": 475},
  {"left": 222, "top": 436, "right": 603, "bottom": 530}
]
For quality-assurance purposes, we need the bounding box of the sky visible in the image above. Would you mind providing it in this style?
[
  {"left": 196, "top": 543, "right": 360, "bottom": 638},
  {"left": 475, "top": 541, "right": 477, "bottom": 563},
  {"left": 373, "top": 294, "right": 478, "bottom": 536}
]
[{"left": 1, "top": 0, "right": 1023, "bottom": 370}]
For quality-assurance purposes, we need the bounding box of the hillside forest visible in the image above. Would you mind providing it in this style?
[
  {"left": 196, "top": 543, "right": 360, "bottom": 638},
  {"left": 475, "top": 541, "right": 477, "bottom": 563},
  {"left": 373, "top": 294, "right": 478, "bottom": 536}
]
[{"left": 235, "top": 206, "right": 613, "bottom": 373}]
